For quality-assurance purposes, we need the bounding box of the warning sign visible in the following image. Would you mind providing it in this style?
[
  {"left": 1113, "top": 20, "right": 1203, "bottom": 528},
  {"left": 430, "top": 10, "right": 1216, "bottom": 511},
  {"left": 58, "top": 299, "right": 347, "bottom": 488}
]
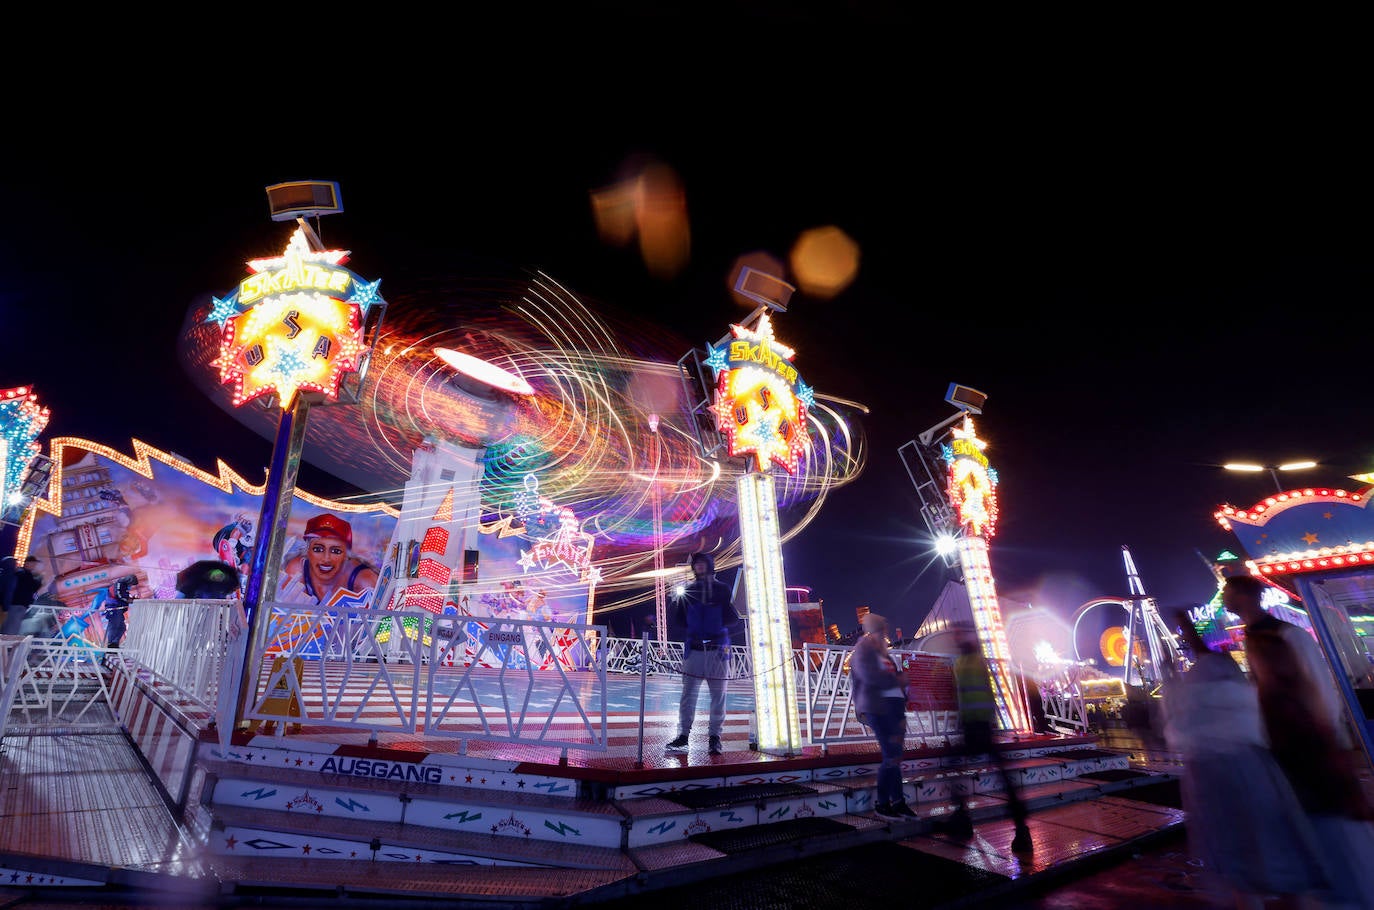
[{"left": 255, "top": 655, "right": 305, "bottom": 735}]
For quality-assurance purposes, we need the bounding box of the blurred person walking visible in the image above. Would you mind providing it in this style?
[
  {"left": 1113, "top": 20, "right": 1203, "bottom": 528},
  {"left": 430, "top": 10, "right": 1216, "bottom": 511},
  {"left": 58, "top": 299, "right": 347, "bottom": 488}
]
[
  {"left": 1162, "top": 607, "right": 1330, "bottom": 909},
  {"left": 850, "top": 612, "right": 915, "bottom": 819},
  {"left": 1225, "top": 574, "right": 1374, "bottom": 910},
  {"left": 1, "top": 555, "right": 41, "bottom": 635},
  {"left": 947, "top": 626, "right": 1032, "bottom": 853}
]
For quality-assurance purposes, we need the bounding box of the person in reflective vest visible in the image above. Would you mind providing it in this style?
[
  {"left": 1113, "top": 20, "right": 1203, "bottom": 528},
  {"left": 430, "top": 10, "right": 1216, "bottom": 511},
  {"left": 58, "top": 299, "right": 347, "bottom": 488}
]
[{"left": 948, "top": 625, "right": 1032, "bottom": 852}]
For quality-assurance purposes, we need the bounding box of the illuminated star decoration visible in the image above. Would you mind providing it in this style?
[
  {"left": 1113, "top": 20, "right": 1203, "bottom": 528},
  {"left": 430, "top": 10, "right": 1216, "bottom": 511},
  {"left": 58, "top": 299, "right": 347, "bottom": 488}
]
[
  {"left": 0, "top": 385, "right": 50, "bottom": 514},
  {"left": 703, "top": 341, "right": 729, "bottom": 376},
  {"left": 946, "top": 415, "right": 999, "bottom": 537},
  {"left": 710, "top": 311, "right": 810, "bottom": 474},
  {"left": 347, "top": 278, "right": 383, "bottom": 316},
  {"left": 206, "top": 293, "right": 242, "bottom": 328},
  {"left": 210, "top": 227, "right": 381, "bottom": 408}
]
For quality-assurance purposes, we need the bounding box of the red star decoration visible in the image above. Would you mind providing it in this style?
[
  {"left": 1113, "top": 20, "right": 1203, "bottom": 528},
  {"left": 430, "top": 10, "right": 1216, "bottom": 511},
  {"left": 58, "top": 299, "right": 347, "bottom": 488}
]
[
  {"left": 225, "top": 836, "right": 238, "bottom": 850},
  {"left": 302, "top": 844, "right": 311, "bottom": 854}
]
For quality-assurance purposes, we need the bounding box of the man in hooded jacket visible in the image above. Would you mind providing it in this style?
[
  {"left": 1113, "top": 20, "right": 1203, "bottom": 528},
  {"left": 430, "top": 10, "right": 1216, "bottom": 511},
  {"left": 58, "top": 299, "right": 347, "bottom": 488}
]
[{"left": 665, "top": 553, "right": 737, "bottom": 756}]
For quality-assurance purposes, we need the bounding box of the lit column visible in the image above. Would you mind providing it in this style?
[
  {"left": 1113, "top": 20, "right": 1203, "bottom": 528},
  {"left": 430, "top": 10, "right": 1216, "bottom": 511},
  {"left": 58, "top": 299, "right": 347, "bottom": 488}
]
[
  {"left": 957, "top": 535, "right": 1028, "bottom": 731},
  {"left": 945, "top": 414, "right": 1029, "bottom": 733},
  {"left": 738, "top": 469, "right": 801, "bottom": 753}
]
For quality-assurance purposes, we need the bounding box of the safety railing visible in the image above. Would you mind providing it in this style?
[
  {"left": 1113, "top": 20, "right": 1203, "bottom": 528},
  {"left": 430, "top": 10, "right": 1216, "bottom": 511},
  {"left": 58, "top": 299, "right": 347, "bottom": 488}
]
[
  {"left": 1039, "top": 667, "right": 1091, "bottom": 734},
  {"left": 224, "top": 604, "right": 610, "bottom": 755},
  {"left": 799, "top": 642, "right": 961, "bottom": 748},
  {"left": 117, "top": 598, "right": 240, "bottom": 711},
  {"left": 0, "top": 637, "right": 117, "bottom": 734}
]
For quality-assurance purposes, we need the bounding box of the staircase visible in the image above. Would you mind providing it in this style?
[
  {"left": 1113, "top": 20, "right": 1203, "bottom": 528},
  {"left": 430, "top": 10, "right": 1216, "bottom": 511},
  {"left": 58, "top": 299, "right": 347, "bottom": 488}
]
[{"left": 188, "top": 732, "right": 1171, "bottom": 905}]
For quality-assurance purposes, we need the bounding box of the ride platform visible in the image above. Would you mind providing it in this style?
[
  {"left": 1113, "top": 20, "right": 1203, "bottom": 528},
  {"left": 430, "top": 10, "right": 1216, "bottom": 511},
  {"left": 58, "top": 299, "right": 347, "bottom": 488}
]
[{"left": 0, "top": 659, "right": 1188, "bottom": 908}]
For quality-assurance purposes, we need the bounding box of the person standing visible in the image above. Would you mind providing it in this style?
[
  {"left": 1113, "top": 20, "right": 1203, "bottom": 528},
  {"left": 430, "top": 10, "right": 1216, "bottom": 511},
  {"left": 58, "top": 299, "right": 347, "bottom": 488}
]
[
  {"left": 850, "top": 612, "right": 916, "bottom": 819},
  {"left": 1224, "top": 574, "right": 1374, "bottom": 909},
  {"left": 1162, "top": 607, "right": 1330, "bottom": 908},
  {"left": 948, "top": 626, "right": 1032, "bottom": 852},
  {"left": 665, "top": 552, "right": 736, "bottom": 756},
  {"left": 1, "top": 555, "right": 41, "bottom": 635},
  {"left": 100, "top": 575, "right": 136, "bottom": 648}
]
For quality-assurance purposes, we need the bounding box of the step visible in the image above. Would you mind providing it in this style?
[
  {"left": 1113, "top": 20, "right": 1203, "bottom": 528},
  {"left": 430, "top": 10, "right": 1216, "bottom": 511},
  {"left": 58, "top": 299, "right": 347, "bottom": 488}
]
[
  {"left": 202, "top": 761, "right": 625, "bottom": 850},
  {"left": 210, "top": 803, "right": 637, "bottom": 871},
  {"left": 618, "top": 781, "right": 850, "bottom": 848},
  {"left": 207, "top": 854, "right": 633, "bottom": 902}
]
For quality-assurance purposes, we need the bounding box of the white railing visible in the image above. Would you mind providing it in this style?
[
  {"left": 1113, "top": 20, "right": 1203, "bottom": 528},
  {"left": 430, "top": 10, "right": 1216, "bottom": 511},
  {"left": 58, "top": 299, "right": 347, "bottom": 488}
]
[
  {"left": 118, "top": 598, "right": 240, "bottom": 710},
  {"left": 799, "top": 642, "right": 961, "bottom": 748},
  {"left": 0, "top": 638, "right": 116, "bottom": 734},
  {"left": 225, "top": 604, "right": 610, "bottom": 753},
  {"left": 1039, "top": 667, "right": 1091, "bottom": 734}
]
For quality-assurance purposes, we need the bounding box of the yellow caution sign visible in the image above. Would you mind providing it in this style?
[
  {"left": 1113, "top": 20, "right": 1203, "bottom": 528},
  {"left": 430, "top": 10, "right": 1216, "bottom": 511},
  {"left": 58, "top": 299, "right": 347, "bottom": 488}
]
[{"left": 255, "top": 655, "right": 305, "bottom": 735}]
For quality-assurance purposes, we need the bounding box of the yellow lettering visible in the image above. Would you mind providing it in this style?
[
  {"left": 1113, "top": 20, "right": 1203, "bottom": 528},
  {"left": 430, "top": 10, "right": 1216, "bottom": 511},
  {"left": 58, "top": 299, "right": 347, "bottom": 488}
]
[{"left": 238, "top": 266, "right": 351, "bottom": 306}]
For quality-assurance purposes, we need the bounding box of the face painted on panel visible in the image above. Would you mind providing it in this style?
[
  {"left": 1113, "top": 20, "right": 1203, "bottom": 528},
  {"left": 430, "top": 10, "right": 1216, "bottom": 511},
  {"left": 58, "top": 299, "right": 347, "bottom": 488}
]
[{"left": 307, "top": 537, "right": 349, "bottom": 584}]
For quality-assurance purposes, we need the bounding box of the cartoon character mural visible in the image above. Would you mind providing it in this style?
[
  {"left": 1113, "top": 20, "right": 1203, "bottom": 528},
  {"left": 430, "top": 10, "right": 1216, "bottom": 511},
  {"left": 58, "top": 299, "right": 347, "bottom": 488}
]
[{"left": 17, "top": 439, "right": 396, "bottom": 651}]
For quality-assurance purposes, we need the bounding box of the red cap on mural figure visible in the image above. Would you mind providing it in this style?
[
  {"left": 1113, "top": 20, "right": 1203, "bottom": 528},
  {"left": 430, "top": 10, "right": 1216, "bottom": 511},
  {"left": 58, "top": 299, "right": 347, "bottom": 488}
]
[{"left": 303, "top": 513, "right": 353, "bottom": 548}]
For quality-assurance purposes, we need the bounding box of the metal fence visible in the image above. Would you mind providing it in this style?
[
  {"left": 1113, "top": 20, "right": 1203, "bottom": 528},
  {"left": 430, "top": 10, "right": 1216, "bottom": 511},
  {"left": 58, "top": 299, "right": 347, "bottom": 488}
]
[{"left": 6, "top": 601, "right": 1081, "bottom": 755}]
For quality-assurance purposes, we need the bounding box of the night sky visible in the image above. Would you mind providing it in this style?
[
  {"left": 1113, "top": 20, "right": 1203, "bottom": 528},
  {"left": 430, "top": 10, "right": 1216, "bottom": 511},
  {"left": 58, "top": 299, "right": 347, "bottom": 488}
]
[{"left": 4, "top": 46, "right": 1371, "bottom": 640}]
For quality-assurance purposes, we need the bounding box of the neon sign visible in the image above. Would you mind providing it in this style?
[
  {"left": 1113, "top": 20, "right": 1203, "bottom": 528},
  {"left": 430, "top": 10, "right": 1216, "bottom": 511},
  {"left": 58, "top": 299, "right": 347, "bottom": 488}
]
[
  {"left": 208, "top": 228, "right": 382, "bottom": 408},
  {"left": 0, "top": 385, "right": 48, "bottom": 515},
  {"left": 707, "top": 311, "right": 811, "bottom": 474},
  {"left": 945, "top": 415, "right": 999, "bottom": 537}
]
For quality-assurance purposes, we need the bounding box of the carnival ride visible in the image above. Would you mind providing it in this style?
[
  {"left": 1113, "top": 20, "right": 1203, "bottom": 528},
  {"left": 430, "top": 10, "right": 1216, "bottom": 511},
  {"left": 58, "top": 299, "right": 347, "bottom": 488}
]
[{"left": 175, "top": 271, "right": 868, "bottom": 620}]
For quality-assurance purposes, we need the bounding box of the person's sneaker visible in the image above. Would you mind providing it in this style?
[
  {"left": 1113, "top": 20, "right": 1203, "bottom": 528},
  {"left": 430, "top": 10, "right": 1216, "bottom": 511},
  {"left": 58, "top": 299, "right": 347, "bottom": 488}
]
[
  {"left": 874, "top": 802, "right": 903, "bottom": 820},
  {"left": 892, "top": 802, "right": 918, "bottom": 819},
  {"left": 1010, "top": 825, "right": 1033, "bottom": 853},
  {"left": 665, "top": 734, "right": 689, "bottom": 752},
  {"left": 708, "top": 735, "right": 723, "bottom": 755}
]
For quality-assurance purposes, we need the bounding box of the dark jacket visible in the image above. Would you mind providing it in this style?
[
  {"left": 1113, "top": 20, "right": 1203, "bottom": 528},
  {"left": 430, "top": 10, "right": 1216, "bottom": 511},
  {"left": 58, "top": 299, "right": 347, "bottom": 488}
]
[
  {"left": 11, "top": 566, "right": 41, "bottom": 607},
  {"left": 673, "top": 554, "right": 738, "bottom": 648}
]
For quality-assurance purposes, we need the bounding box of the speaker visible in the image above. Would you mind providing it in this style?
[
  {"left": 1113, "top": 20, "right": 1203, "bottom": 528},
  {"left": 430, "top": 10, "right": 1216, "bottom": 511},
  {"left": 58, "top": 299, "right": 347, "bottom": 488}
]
[
  {"left": 734, "top": 266, "right": 796, "bottom": 311},
  {"left": 945, "top": 382, "right": 987, "bottom": 415},
  {"left": 265, "top": 181, "right": 343, "bottom": 222}
]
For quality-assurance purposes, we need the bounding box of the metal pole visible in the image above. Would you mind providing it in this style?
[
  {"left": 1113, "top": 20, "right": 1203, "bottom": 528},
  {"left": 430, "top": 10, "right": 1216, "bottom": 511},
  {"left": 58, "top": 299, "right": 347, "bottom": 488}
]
[
  {"left": 232, "top": 392, "right": 312, "bottom": 729},
  {"left": 1267, "top": 467, "right": 1282, "bottom": 493},
  {"left": 635, "top": 630, "right": 649, "bottom": 769}
]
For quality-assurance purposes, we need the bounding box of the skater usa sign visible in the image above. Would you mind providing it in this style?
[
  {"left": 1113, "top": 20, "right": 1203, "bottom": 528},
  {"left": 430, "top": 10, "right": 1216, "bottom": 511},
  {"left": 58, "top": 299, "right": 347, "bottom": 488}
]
[{"left": 208, "top": 227, "right": 383, "bottom": 408}]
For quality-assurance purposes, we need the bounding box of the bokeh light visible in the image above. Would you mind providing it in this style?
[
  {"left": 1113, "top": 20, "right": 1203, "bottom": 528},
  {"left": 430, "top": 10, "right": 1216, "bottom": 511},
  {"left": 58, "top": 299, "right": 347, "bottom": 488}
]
[{"left": 789, "top": 225, "right": 859, "bottom": 299}]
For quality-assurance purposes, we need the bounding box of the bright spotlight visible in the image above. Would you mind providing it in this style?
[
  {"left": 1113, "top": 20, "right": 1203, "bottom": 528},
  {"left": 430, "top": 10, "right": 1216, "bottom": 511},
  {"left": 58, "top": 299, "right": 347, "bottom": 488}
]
[{"left": 934, "top": 534, "right": 959, "bottom": 557}]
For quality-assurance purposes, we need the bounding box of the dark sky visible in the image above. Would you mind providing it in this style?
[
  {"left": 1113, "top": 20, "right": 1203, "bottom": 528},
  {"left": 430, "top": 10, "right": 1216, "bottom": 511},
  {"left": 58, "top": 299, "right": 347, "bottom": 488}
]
[{"left": 3, "top": 39, "right": 1371, "bottom": 638}]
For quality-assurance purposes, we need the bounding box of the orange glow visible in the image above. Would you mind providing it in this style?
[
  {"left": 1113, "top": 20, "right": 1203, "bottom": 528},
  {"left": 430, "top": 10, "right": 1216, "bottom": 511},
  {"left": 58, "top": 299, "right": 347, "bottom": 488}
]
[
  {"left": 590, "top": 159, "right": 690, "bottom": 278},
  {"left": 789, "top": 225, "right": 860, "bottom": 298}
]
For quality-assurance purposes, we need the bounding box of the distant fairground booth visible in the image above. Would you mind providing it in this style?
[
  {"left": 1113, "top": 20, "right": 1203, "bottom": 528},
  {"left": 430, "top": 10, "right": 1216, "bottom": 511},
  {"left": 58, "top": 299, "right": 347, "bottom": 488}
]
[{"left": 1214, "top": 484, "right": 1374, "bottom": 768}]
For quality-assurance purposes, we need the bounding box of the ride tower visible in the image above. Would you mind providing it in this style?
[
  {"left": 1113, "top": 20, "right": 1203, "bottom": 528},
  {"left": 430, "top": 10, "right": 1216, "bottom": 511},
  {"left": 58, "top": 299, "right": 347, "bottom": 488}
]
[
  {"left": 900, "top": 385, "right": 1029, "bottom": 733},
  {"left": 678, "top": 266, "right": 808, "bottom": 755},
  {"left": 209, "top": 181, "right": 390, "bottom": 732}
]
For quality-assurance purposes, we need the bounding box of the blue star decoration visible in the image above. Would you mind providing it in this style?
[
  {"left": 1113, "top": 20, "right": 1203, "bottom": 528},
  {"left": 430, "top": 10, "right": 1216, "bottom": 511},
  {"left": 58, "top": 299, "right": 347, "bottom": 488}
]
[
  {"left": 703, "top": 342, "right": 729, "bottom": 376},
  {"left": 347, "top": 279, "right": 383, "bottom": 315},
  {"left": 797, "top": 380, "right": 815, "bottom": 410},
  {"left": 206, "top": 293, "right": 241, "bottom": 328},
  {"left": 270, "top": 345, "right": 310, "bottom": 383}
]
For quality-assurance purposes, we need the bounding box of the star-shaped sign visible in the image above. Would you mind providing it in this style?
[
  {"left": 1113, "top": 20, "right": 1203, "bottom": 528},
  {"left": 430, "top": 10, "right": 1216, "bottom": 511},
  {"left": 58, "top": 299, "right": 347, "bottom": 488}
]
[
  {"left": 709, "top": 312, "right": 809, "bottom": 474},
  {"left": 211, "top": 228, "right": 379, "bottom": 408}
]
